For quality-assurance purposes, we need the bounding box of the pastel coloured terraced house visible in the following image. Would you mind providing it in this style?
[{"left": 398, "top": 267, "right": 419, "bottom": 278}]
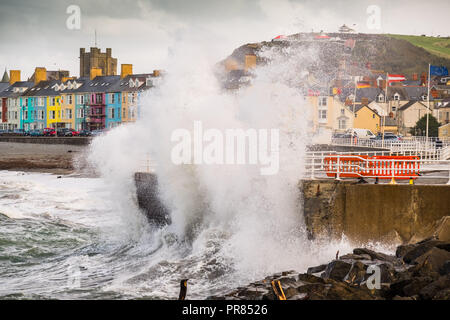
[
  {"left": 2, "top": 80, "right": 34, "bottom": 130},
  {"left": 22, "top": 80, "right": 54, "bottom": 130},
  {"left": 46, "top": 85, "right": 62, "bottom": 129}
]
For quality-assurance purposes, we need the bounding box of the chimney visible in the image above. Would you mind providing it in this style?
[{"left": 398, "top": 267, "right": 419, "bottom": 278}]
[
  {"left": 153, "top": 70, "right": 160, "bottom": 77},
  {"left": 412, "top": 73, "right": 418, "bottom": 81},
  {"left": 90, "top": 67, "right": 102, "bottom": 80},
  {"left": 372, "top": 79, "right": 377, "bottom": 88},
  {"left": 244, "top": 54, "right": 256, "bottom": 71},
  {"left": 62, "top": 77, "right": 75, "bottom": 83},
  {"left": 225, "top": 58, "right": 238, "bottom": 71},
  {"left": 120, "top": 64, "right": 133, "bottom": 79},
  {"left": 421, "top": 72, "right": 427, "bottom": 86},
  {"left": 9, "top": 70, "right": 20, "bottom": 85},
  {"left": 34, "top": 67, "right": 47, "bottom": 85},
  {"left": 379, "top": 79, "right": 387, "bottom": 89},
  {"left": 361, "top": 97, "right": 369, "bottom": 106}
]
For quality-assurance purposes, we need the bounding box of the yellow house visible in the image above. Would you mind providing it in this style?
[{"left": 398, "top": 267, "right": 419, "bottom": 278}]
[
  {"left": 46, "top": 94, "right": 62, "bottom": 128},
  {"left": 439, "top": 123, "right": 450, "bottom": 139},
  {"left": 354, "top": 105, "right": 381, "bottom": 134},
  {"left": 60, "top": 93, "right": 75, "bottom": 128},
  {"left": 308, "top": 95, "right": 355, "bottom": 133}
]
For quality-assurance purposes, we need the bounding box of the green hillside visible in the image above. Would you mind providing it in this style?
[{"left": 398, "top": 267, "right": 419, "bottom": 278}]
[{"left": 389, "top": 34, "right": 450, "bottom": 59}]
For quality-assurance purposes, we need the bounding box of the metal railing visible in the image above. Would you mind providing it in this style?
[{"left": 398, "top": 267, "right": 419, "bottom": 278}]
[
  {"left": 305, "top": 152, "right": 450, "bottom": 184},
  {"left": 331, "top": 137, "right": 450, "bottom": 160}
]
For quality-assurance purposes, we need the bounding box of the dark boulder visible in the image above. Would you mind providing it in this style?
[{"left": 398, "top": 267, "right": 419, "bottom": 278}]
[
  {"left": 307, "top": 264, "right": 327, "bottom": 274},
  {"left": 396, "top": 244, "right": 417, "bottom": 259},
  {"left": 402, "top": 276, "right": 435, "bottom": 297},
  {"left": 321, "top": 260, "right": 352, "bottom": 281},
  {"left": 402, "top": 239, "right": 443, "bottom": 264},
  {"left": 440, "top": 261, "right": 450, "bottom": 275},
  {"left": 343, "top": 261, "right": 367, "bottom": 285},
  {"left": 432, "top": 288, "right": 450, "bottom": 300},
  {"left": 412, "top": 247, "right": 450, "bottom": 274},
  {"left": 419, "top": 275, "right": 450, "bottom": 300},
  {"left": 339, "top": 253, "right": 372, "bottom": 261},
  {"left": 353, "top": 248, "right": 396, "bottom": 262}
]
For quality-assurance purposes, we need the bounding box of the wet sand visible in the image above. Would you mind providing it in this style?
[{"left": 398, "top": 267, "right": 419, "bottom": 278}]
[{"left": 0, "top": 142, "right": 88, "bottom": 174}]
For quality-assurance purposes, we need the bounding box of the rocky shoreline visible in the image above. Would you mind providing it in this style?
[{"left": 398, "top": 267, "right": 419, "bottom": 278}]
[{"left": 208, "top": 235, "right": 450, "bottom": 300}]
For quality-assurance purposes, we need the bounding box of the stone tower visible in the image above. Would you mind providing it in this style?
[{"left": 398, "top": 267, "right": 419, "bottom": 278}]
[{"left": 79, "top": 47, "right": 117, "bottom": 78}]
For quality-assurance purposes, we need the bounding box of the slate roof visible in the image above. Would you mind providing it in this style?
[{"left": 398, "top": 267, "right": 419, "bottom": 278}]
[
  {"left": 22, "top": 80, "right": 62, "bottom": 97},
  {"left": 339, "top": 87, "right": 383, "bottom": 103},
  {"left": 0, "top": 81, "right": 34, "bottom": 98},
  {"left": 398, "top": 101, "right": 429, "bottom": 111},
  {"left": 0, "top": 82, "right": 10, "bottom": 95}
]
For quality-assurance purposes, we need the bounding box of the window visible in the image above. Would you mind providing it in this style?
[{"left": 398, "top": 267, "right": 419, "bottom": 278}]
[
  {"left": 372, "top": 114, "right": 376, "bottom": 118},
  {"left": 49, "top": 110, "right": 56, "bottom": 120},
  {"left": 67, "top": 109, "right": 72, "bottom": 119},
  {"left": 339, "top": 119, "right": 346, "bottom": 129},
  {"left": 51, "top": 97, "right": 56, "bottom": 106},
  {"left": 378, "top": 94, "right": 384, "bottom": 103},
  {"left": 68, "top": 95, "right": 73, "bottom": 104},
  {"left": 109, "top": 108, "right": 115, "bottom": 119},
  {"left": 341, "top": 108, "right": 345, "bottom": 115},
  {"left": 78, "top": 108, "right": 84, "bottom": 118},
  {"left": 392, "top": 106, "right": 397, "bottom": 112},
  {"left": 318, "top": 97, "right": 327, "bottom": 107},
  {"left": 318, "top": 110, "right": 327, "bottom": 121},
  {"left": 123, "top": 108, "right": 126, "bottom": 118},
  {"left": 393, "top": 93, "right": 400, "bottom": 101}
]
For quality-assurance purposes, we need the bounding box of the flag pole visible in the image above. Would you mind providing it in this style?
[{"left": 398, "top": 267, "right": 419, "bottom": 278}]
[
  {"left": 383, "top": 72, "right": 388, "bottom": 147},
  {"left": 426, "top": 63, "right": 430, "bottom": 140}
]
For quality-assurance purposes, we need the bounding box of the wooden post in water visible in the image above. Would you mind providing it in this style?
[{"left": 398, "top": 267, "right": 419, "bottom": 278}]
[{"left": 179, "top": 279, "right": 188, "bottom": 300}]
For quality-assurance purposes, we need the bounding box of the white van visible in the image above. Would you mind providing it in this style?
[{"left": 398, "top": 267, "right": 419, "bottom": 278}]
[{"left": 346, "top": 128, "right": 376, "bottom": 139}]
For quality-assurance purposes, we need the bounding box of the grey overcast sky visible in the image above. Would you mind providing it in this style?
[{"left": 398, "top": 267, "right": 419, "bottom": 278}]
[{"left": 0, "top": 0, "right": 449, "bottom": 79}]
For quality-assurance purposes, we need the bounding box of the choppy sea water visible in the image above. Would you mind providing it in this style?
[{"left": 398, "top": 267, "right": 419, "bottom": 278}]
[{"left": 0, "top": 170, "right": 393, "bottom": 300}]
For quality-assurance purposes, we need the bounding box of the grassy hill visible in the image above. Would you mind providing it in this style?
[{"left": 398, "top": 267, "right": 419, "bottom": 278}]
[
  {"left": 223, "top": 33, "right": 450, "bottom": 80},
  {"left": 388, "top": 34, "right": 450, "bottom": 60}
]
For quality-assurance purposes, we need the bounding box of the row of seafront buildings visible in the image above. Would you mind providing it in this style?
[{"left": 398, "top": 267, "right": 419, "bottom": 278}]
[
  {"left": 0, "top": 47, "right": 161, "bottom": 131},
  {"left": 223, "top": 32, "right": 450, "bottom": 139}
]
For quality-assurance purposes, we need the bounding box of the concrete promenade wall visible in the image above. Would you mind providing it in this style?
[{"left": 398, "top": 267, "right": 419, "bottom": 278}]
[
  {"left": 302, "top": 180, "right": 450, "bottom": 243},
  {"left": 134, "top": 172, "right": 449, "bottom": 243},
  {"left": 0, "top": 136, "right": 91, "bottom": 145}
]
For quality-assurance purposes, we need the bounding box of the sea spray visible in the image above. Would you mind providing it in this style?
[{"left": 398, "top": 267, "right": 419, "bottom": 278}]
[{"left": 87, "top": 39, "right": 353, "bottom": 296}]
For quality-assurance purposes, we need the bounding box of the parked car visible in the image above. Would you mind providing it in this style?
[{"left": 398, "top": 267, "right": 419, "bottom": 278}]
[
  {"left": 12, "top": 129, "right": 26, "bottom": 136},
  {"left": 374, "top": 133, "right": 402, "bottom": 141},
  {"left": 71, "top": 129, "right": 80, "bottom": 136},
  {"left": 90, "top": 129, "right": 104, "bottom": 136},
  {"left": 29, "top": 129, "right": 43, "bottom": 137},
  {"left": 57, "top": 128, "right": 80, "bottom": 137},
  {"left": 43, "top": 128, "right": 56, "bottom": 136},
  {"left": 347, "top": 128, "right": 376, "bottom": 139},
  {"left": 78, "top": 130, "right": 92, "bottom": 137},
  {"left": 332, "top": 133, "right": 352, "bottom": 139}
]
